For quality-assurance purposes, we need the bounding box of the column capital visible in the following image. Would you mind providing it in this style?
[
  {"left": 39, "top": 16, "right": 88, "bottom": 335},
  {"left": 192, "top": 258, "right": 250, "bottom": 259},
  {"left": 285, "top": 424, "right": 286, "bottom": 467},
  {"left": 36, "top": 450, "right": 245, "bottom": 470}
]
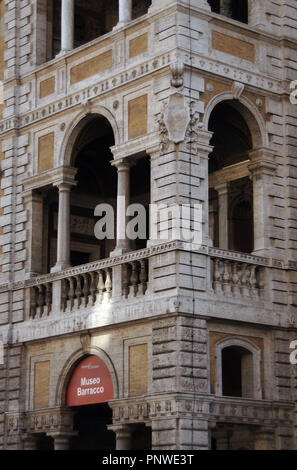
[
  {"left": 108, "top": 424, "right": 133, "bottom": 436},
  {"left": 214, "top": 182, "right": 229, "bottom": 195},
  {"left": 53, "top": 181, "right": 77, "bottom": 191},
  {"left": 111, "top": 158, "right": 134, "bottom": 172},
  {"left": 146, "top": 143, "right": 161, "bottom": 159},
  {"left": 52, "top": 166, "right": 78, "bottom": 189},
  {"left": 248, "top": 159, "right": 278, "bottom": 178}
]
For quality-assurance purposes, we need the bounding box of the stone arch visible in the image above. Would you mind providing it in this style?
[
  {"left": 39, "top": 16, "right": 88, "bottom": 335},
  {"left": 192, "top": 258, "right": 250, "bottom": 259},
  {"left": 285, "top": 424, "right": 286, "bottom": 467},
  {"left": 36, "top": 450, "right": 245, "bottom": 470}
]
[
  {"left": 215, "top": 336, "right": 262, "bottom": 399},
  {"left": 55, "top": 346, "right": 119, "bottom": 407},
  {"left": 58, "top": 104, "right": 120, "bottom": 167},
  {"left": 203, "top": 92, "right": 268, "bottom": 150}
]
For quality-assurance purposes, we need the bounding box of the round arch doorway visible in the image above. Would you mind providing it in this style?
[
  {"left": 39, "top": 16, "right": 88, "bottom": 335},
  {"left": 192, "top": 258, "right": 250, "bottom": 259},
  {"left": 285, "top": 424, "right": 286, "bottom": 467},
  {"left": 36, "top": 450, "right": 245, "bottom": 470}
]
[
  {"left": 69, "top": 403, "right": 116, "bottom": 450},
  {"left": 66, "top": 355, "right": 116, "bottom": 451}
]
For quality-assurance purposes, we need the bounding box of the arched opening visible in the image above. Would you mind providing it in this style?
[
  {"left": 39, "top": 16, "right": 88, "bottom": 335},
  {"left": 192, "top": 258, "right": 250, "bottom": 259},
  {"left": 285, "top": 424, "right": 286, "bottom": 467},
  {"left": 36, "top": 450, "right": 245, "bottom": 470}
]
[
  {"left": 70, "top": 115, "right": 116, "bottom": 266},
  {"left": 41, "top": 115, "right": 116, "bottom": 271},
  {"left": 65, "top": 355, "right": 116, "bottom": 450},
  {"left": 35, "top": 434, "right": 55, "bottom": 450},
  {"left": 69, "top": 403, "right": 116, "bottom": 450},
  {"left": 208, "top": 0, "right": 248, "bottom": 23},
  {"left": 222, "top": 345, "right": 254, "bottom": 398},
  {"left": 208, "top": 101, "right": 254, "bottom": 254}
]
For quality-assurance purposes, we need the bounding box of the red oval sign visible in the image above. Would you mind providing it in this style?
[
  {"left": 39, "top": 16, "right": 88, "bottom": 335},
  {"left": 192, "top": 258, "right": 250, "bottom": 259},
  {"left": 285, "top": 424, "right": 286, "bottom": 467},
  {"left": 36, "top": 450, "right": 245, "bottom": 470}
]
[{"left": 66, "top": 355, "right": 114, "bottom": 407}]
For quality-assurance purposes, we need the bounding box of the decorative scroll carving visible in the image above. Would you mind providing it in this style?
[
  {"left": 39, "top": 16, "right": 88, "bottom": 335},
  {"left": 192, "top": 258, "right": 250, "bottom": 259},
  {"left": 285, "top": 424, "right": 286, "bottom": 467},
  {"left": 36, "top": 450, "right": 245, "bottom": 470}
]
[
  {"left": 232, "top": 81, "right": 245, "bottom": 99},
  {"left": 157, "top": 107, "right": 170, "bottom": 153},
  {"left": 170, "top": 60, "right": 184, "bottom": 88},
  {"left": 185, "top": 107, "right": 202, "bottom": 155}
]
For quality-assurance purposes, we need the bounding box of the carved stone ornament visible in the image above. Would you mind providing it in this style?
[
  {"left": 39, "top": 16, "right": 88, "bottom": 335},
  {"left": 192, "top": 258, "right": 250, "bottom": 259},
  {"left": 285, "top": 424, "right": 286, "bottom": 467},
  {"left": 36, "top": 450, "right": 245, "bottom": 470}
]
[
  {"left": 185, "top": 107, "right": 202, "bottom": 155},
  {"left": 163, "top": 93, "right": 190, "bottom": 145},
  {"left": 80, "top": 332, "right": 91, "bottom": 351},
  {"left": 170, "top": 60, "right": 184, "bottom": 88},
  {"left": 157, "top": 106, "right": 170, "bottom": 153},
  {"left": 232, "top": 81, "right": 245, "bottom": 99}
]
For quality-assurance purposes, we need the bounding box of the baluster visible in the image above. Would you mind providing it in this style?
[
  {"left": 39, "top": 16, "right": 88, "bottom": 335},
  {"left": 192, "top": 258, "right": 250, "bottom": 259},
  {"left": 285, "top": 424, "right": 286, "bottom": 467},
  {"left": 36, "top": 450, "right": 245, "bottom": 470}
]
[
  {"left": 130, "top": 262, "right": 139, "bottom": 297},
  {"left": 139, "top": 259, "right": 147, "bottom": 295},
  {"left": 82, "top": 274, "right": 90, "bottom": 307},
  {"left": 61, "top": 279, "right": 68, "bottom": 312},
  {"left": 231, "top": 262, "right": 240, "bottom": 297},
  {"left": 213, "top": 258, "right": 222, "bottom": 293},
  {"left": 222, "top": 260, "right": 231, "bottom": 295},
  {"left": 240, "top": 264, "right": 250, "bottom": 298},
  {"left": 68, "top": 277, "right": 75, "bottom": 310},
  {"left": 249, "top": 265, "right": 258, "bottom": 299},
  {"left": 75, "top": 275, "right": 82, "bottom": 308},
  {"left": 30, "top": 287, "right": 38, "bottom": 319},
  {"left": 89, "top": 272, "right": 98, "bottom": 305},
  {"left": 37, "top": 285, "right": 45, "bottom": 317},
  {"left": 45, "top": 283, "right": 52, "bottom": 315},
  {"left": 122, "top": 264, "right": 130, "bottom": 299},
  {"left": 98, "top": 270, "right": 105, "bottom": 304},
  {"left": 105, "top": 269, "right": 112, "bottom": 301}
]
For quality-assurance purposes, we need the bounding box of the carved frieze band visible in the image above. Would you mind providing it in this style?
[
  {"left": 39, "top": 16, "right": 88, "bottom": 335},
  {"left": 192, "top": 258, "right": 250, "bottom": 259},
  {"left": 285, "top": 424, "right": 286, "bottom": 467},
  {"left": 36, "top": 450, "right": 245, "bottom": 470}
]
[{"left": 6, "top": 397, "right": 293, "bottom": 436}]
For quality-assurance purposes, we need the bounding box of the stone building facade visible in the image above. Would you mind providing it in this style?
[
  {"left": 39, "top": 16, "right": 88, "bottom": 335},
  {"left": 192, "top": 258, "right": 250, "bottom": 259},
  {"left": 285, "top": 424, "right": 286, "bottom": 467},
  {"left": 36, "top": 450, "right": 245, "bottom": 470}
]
[{"left": 0, "top": 0, "right": 296, "bottom": 450}]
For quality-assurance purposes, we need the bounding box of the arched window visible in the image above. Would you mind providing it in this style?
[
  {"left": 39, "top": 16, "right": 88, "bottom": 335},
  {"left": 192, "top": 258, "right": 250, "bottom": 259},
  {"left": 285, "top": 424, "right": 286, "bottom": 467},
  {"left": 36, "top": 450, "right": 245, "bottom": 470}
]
[
  {"left": 215, "top": 337, "right": 262, "bottom": 399},
  {"left": 208, "top": 101, "right": 254, "bottom": 253},
  {"left": 208, "top": 0, "right": 248, "bottom": 24},
  {"left": 222, "top": 346, "right": 253, "bottom": 397}
]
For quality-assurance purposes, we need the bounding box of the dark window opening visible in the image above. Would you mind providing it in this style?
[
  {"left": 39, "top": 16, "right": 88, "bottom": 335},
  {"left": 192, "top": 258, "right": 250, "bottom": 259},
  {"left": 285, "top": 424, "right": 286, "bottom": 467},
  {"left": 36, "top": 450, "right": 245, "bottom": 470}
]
[
  {"left": 36, "top": 434, "right": 54, "bottom": 450},
  {"left": 208, "top": 0, "right": 248, "bottom": 24},
  {"left": 222, "top": 346, "right": 254, "bottom": 398},
  {"left": 228, "top": 178, "right": 254, "bottom": 254},
  {"left": 209, "top": 102, "right": 252, "bottom": 174}
]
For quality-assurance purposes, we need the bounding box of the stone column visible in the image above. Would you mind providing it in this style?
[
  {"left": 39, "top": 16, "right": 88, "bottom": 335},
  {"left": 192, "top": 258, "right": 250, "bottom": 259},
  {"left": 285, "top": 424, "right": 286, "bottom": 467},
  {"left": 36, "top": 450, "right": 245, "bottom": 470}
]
[
  {"left": 52, "top": 182, "right": 76, "bottom": 272},
  {"left": 215, "top": 183, "right": 229, "bottom": 250},
  {"left": 61, "top": 0, "right": 75, "bottom": 54},
  {"left": 111, "top": 160, "right": 132, "bottom": 256},
  {"left": 248, "top": 150, "right": 277, "bottom": 257},
  {"left": 108, "top": 425, "right": 133, "bottom": 450},
  {"left": 220, "top": 0, "right": 232, "bottom": 17},
  {"left": 118, "top": 0, "right": 132, "bottom": 26},
  {"left": 23, "top": 191, "right": 44, "bottom": 276},
  {"left": 146, "top": 145, "right": 160, "bottom": 247}
]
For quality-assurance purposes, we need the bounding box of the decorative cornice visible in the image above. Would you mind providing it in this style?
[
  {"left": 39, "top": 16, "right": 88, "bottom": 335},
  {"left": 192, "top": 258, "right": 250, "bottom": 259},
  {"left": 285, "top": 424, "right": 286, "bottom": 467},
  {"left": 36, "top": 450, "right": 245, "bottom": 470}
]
[
  {"left": 0, "top": 53, "right": 173, "bottom": 136},
  {"left": 22, "top": 166, "right": 78, "bottom": 193},
  {"left": 109, "top": 393, "right": 294, "bottom": 427}
]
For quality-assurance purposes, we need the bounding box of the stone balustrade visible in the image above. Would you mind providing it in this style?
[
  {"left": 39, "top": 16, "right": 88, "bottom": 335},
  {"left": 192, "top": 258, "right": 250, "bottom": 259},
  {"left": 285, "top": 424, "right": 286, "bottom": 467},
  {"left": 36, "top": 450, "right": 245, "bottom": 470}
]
[
  {"left": 122, "top": 260, "right": 148, "bottom": 299},
  {"left": 211, "top": 255, "right": 264, "bottom": 300},
  {"left": 30, "top": 282, "right": 53, "bottom": 318},
  {"left": 61, "top": 268, "right": 112, "bottom": 312}
]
